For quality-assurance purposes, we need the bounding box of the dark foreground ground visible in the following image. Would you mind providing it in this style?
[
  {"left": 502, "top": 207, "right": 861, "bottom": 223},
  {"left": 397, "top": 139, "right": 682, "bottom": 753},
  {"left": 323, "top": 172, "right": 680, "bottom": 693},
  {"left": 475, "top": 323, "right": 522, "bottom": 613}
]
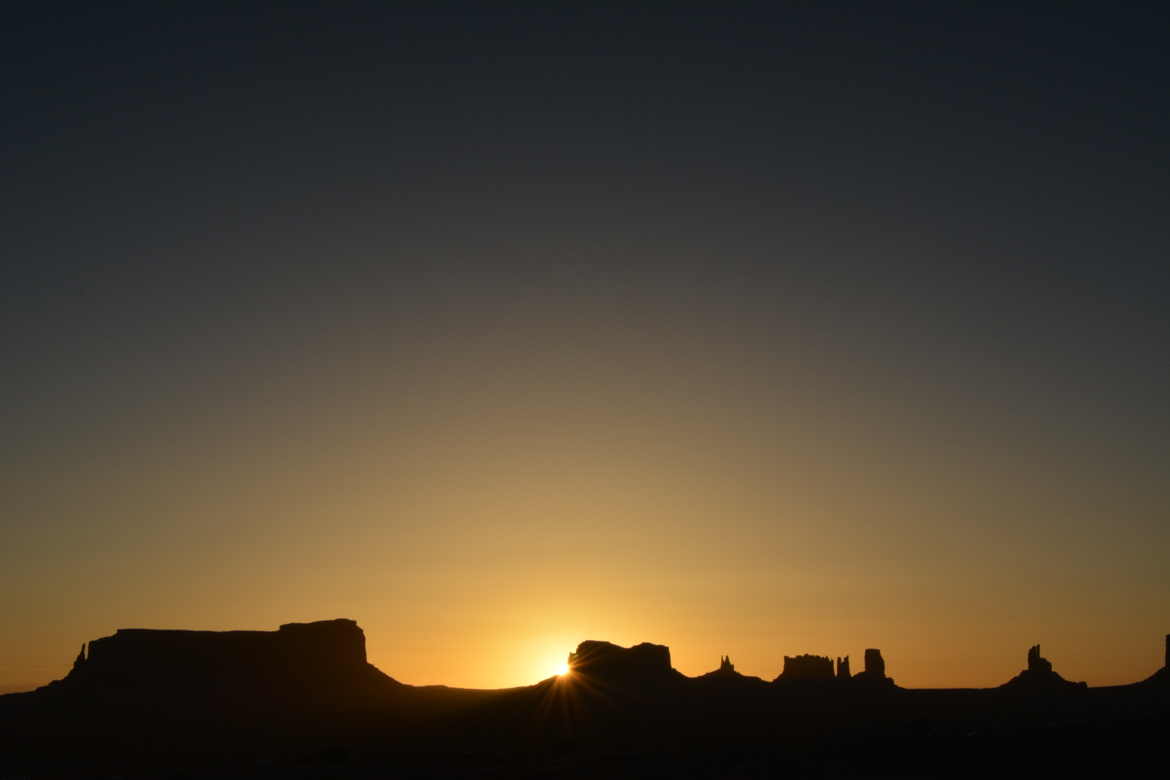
[{"left": 3, "top": 679, "right": 1167, "bottom": 778}]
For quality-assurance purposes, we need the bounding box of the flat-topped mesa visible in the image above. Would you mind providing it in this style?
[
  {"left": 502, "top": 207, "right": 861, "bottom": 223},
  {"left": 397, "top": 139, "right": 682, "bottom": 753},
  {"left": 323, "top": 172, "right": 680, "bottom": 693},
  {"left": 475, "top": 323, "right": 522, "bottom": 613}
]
[
  {"left": 78, "top": 618, "right": 367, "bottom": 676},
  {"left": 58, "top": 619, "right": 398, "bottom": 709},
  {"left": 776, "top": 654, "right": 834, "bottom": 682},
  {"left": 567, "top": 640, "right": 677, "bottom": 686}
]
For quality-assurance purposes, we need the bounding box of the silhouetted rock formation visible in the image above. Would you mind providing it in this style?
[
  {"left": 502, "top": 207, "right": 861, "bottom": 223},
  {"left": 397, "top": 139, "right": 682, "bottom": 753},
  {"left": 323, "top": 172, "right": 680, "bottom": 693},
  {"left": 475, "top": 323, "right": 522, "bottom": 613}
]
[
  {"left": 1141, "top": 634, "right": 1170, "bottom": 684},
  {"left": 776, "top": 654, "right": 834, "bottom": 681},
  {"left": 43, "top": 618, "right": 400, "bottom": 713},
  {"left": 693, "top": 653, "right": 767, "bottom": 690},
  {"left": 4, "top": 622, "right": 1170, "bottom": 778},
  {"left": 1027, "top": 644, "right": 1052, "bottom": 673},
  {"left": 567, "top": 640, "right": 682, "bottom": 689},
  {"left": 1000, "top": 643, "right": 1086, "bottom": 692},
  {"left": 849, "top": 648, "right": 895, "bottom": 687}
]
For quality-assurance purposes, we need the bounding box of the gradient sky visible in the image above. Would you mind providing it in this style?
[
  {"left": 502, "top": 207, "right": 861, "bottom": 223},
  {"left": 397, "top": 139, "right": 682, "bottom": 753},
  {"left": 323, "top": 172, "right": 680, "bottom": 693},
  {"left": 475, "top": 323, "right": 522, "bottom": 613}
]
[{"left": 3, "top": 3, "right": 1168, "bottom": 692}]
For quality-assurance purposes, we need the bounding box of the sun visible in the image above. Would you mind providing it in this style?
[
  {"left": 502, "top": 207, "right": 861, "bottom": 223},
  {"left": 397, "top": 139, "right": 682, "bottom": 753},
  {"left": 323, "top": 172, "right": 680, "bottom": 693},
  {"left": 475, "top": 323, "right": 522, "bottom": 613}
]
[{"left": 553, "top": 660, "right": 570, "bottom": 677}]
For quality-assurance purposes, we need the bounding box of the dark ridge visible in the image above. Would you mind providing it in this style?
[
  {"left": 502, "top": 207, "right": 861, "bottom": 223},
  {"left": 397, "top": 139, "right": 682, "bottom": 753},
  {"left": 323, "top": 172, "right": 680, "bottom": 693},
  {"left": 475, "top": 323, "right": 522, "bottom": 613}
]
[{"left": 2, "top": 622, "right": 1168, "bottom": 777}]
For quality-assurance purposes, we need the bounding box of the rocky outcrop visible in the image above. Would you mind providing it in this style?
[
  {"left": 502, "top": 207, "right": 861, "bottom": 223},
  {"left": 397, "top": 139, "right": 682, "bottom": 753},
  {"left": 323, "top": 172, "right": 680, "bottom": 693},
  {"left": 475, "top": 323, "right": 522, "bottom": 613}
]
[
  {"left": 1026, "top": 644, "right": 1051, "bottom": 674},
  {"left": 692, "top": 654, "right": 768, "bottom": 690},
  {"left": 776, "top": 654, "right": 834, "bottom": 681},
  {"left": 1000, "top": 644, "right": 1086, "bottom": 692},
  {"left": 773, "top": 650, "right": 895, "bottom": 686},
  {"left": 850, "top": 648, "right": 895, "bottom": 687}
]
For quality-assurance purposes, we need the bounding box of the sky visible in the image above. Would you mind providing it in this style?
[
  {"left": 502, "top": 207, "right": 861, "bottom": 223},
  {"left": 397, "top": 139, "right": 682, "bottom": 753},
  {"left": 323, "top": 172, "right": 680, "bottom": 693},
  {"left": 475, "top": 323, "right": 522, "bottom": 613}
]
[{"left": 3, "top": 2, "right": 1168, "bottom": 692}]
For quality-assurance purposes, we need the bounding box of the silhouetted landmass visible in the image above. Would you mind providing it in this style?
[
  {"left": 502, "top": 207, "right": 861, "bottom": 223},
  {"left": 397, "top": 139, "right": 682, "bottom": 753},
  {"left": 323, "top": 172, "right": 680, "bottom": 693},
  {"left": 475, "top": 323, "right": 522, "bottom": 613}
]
[
  {"left": 999, "top": 643, "right": 1087, "bottom": 691},
  {"left": 852, "top": 646, "right": 896, "bottom": 687},
  {"left": 47, "top": 618, "right": 400, "bottom": 713},
  {"left": 566, "top": 640, "right": 682, "bottom": 688},
  {"left": 2, "top": 619, "right": 1167, "bottom": 778},
  {"left": 693, "top": 654, "right": 769, "bottom": 694},
  {"left": 776, "top": 653, "right": 835, "bottom": 681},
  {"left": 774, "top": 648, "right": 894, "bottom": 689},
  {"left": 1144, "top": 634, "right": 1170, "bottom": 685}
]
